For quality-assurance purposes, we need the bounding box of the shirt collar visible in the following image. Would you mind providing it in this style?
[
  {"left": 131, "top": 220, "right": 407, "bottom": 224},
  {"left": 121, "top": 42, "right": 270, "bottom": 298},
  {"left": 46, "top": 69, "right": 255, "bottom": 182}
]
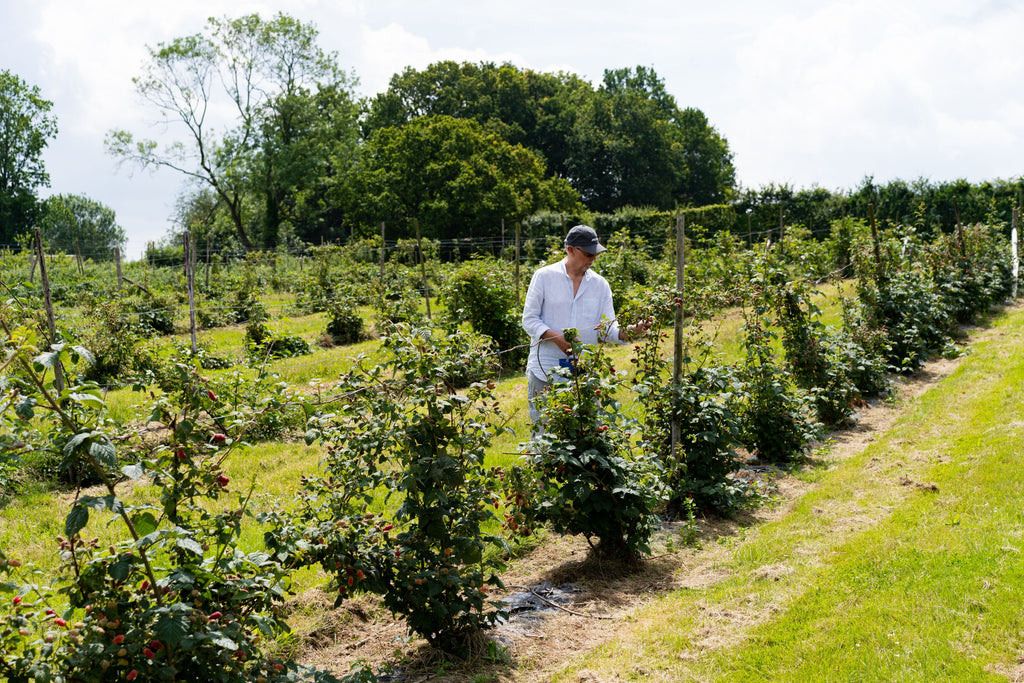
[{"left": 559, "top": 258, "right": 594, "bottom": 281}]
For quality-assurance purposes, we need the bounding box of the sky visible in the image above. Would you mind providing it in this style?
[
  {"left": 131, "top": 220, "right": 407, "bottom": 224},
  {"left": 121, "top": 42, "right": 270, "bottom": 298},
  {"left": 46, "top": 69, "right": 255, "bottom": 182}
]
[{"left": 3, "top": 0, "right": 1023, "bottom": 259}]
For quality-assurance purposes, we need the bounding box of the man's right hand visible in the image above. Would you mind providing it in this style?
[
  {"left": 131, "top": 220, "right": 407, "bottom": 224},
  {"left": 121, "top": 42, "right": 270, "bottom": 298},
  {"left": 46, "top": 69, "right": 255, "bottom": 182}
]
[{"left": 543, "top": 329, "right": 573, "bottom": 355}]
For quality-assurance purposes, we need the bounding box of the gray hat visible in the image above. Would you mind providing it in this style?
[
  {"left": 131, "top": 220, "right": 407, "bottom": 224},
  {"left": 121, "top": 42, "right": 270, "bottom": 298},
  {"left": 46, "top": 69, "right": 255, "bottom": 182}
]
[{"left": 564, "top": 225, "right": 606, "bottom": 255}]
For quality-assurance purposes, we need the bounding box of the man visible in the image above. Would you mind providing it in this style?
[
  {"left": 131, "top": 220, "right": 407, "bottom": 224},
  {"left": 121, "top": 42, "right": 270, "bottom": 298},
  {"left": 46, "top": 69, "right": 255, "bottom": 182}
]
[{"left": 521, "top": 224, "right": 648, "bottom": 425}]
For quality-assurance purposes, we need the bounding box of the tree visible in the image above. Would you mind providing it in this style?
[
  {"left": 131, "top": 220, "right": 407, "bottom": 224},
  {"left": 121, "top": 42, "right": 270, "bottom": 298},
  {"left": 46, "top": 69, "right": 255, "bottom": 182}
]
[
  {"left": 39, "top": 194, "right": 126, "bottom": 259},
  {"left": 363, "top": 62, "right": 736, "bottom": 214},
  {"left": 350, "top": 115, "right": 579, "bottom": 245},
  {"left": 257, "top": 82, "right": 361, "bottom": 248},
  {"left": 106, "top": 13, "right": 354, "bottom": 250},
  {"left": 0, "top": 70, "right": 57, "bottom": 245},
  {"left": 362, "top": 61, "right": 590, "bottom": 180},
  {"left": 565, "top": 67, "right": 735, "bottom": 212}
]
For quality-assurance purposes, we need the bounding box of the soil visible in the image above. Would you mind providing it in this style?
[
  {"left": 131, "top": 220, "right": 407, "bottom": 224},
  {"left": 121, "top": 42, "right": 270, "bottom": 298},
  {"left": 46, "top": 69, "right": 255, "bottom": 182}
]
[{"left": 294, "top": 334, "right": 975, "bottom": 682}]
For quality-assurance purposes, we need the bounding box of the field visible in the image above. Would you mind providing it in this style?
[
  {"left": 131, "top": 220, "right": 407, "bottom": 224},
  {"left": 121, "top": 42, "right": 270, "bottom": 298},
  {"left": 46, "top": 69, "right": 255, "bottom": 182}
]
[{"left": 1, "top": 220, "right": 1021, "bottom": 681}]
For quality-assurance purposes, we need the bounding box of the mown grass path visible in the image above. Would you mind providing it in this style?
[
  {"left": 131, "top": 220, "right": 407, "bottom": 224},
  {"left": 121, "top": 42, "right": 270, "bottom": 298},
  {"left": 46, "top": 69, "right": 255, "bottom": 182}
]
[{"left": 553, "top": 302, "right": 1024, "bottom": 682}]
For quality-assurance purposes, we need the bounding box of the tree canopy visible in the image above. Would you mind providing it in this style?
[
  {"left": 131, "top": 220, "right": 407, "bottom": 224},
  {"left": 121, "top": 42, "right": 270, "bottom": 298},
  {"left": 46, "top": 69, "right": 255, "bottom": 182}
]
[
  {"left": 363, "top": 62, "right": 736, "bottom": 213},
  {"left": 106, "top": 12, "right": 358, "bottom": 250},
  {"left": 0, "top": 70, "right": 57, "bottom": 245},
  {"left": 40, "top": 193, "right": 126, "bottom": 259},
  {"left": 350, "top": 115, "right": 580, "bottom": 246}
]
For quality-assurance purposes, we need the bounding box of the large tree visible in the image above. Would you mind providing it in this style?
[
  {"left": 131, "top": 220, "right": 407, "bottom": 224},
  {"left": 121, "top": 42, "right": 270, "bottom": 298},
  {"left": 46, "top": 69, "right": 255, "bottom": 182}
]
[
  {"left": 257, "top": 82, "right": 361, "bottom": 247},
  {"left": 362, "top": 61, "right": 591, "bottom": 181},
  {"left": 362, "top": 62, "right": 735, "bottom": 213},
  {"left": 40, "top": 193, "right": 126, "bottom": 259},
  {"left": 0, "top": 70, "right": 57, "bottom": 245},
  {"left": 350, "top": 115, "right": 580, "bottom": 244},
  {"left": 565, "top": 67, "right": 735, "bottom": 212},
  {"left": 107, "top": 12, "right": 355, "bottom": 250}
]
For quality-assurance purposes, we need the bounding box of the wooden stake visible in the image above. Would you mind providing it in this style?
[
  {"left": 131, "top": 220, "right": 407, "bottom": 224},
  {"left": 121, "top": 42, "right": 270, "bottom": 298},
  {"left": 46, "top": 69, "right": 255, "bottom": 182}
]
[
  {"left": 379, "top": 221, "right": 386, "bottom": 304},
  {"left": 35, "top": 227, "right": 63, "bottom": 393},
  {"left": 515, "top": 221, "right": 522, "bottom": 309},
  {"left": 184, "top": 231, "right": 198, "bottom": 355},
  {"left": 1013, "top": 207, "right": 1019, "bottom": 300},
  {"left": 869, "top": 203, "right": 884, "bottom": 281},
  {"left": 415, "top": 218, "right": 431, "bottom": 320},
  {"left": 205, "top": 233, "right": 211, "bottom": 289},
  {"left": 670, "top": 211, "right": 686, "bottom": 465},
  {"left": 115, "top": 247, "right": 123, "bottom": 291}
]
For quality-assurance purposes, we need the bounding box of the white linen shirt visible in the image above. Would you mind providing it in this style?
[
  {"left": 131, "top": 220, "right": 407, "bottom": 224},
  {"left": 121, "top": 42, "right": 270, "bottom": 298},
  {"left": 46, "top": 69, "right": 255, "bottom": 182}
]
[{"left": 521, "top": 259, "right": 624, "bottom": 382}]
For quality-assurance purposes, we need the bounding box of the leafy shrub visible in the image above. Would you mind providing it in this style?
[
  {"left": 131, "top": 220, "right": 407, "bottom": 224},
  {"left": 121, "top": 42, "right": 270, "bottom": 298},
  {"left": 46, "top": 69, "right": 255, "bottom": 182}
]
[
  {"left": 774, "top": 283, "right": 857, "bottom": 427},
  {"left": 325, "top": 299, "right": 365, "bottom": 346},
  {"left": 0, "top": 340, "right": 337, "bottom": 682},
  {"left": 630, "top": 286, "right": 751, "bottom": 514},
  {"left": 439, "top": 257, "right": 527, "bottom": 370},
  {"left": 504, "top": 333, "right": 663, "bottom": 559},
  {"left": 244, "top": 303, "right": 311, "bottom": 361},
  {"left": 739, "top": 314, "right": 820, "bottom": 464},
  {"left": 267, "top": 326, "right": 510, "bottom": 656},
  {"left": 131, "top": 293, "right": 177, "bottom": 337}
]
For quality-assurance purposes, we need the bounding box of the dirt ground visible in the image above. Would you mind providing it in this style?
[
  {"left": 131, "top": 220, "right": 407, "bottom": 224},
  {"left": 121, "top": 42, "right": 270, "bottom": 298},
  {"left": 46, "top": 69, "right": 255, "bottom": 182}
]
[{"left": 294, "top": 348, "right": 967, "bottom": 682}]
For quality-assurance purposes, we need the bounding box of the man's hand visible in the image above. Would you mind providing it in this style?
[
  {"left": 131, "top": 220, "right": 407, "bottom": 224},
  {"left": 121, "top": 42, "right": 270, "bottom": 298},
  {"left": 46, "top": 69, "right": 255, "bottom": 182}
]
[
  {"left": 543, "top": 329, "right": 573, "bottom": 355},
  {"left": 621, "top": 318, "right": 653, "bottom": 342}
]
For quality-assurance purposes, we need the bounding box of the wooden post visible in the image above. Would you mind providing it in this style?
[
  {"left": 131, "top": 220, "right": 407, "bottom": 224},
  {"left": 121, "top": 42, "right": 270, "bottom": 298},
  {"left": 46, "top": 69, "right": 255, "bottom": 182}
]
[
  {"left": 28, "top": 251, "right": 37, "bottom": 283},
  {"left": 869, "top": 203, "right": 884, "bottom": 281},
  {"left": 34, "top": 227, "right": 63, "bottom": 393},
  {"left": 115, "top": 247, "right": 123, "bottom": 291},
  {"left": 1013, "top": 207, "right": 1019, "bottom": 300},
  {"left": 778, "top": 204, "right": 785, "bottom": 256},
  {"left": 515, "top": 221, "right": 522, "bottom": 309},
  {"left": 747, "top": 211, "right": 753, "bottom": 247},
  {"left": 415, "top": 218, "right": 431, "bottom": 320},
  {"left": 953, "top": 199, "right": 966, "bottom": 260},
  {"left": 184, "top": 231, "right": 198, "bottom": 355},
  {"left": 670, "top": 211, "right": 685, "bottom": 465},
  {"left": 501, "top": 218, "right": 506, "bottom": 257},
  {"left": 379, "top": 221, "right": 386, "bottom": 307},
  {"left": 74, "top": 239, "right": 84, "bottom": 275},
  {"left": 205, "top": 233, "right": 212, "bottom": 289}
]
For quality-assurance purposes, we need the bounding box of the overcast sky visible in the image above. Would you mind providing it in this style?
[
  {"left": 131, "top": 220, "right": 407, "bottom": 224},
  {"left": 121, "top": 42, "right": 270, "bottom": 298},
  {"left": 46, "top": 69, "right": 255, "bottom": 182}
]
[{"left": 3, "top": 0, "right": 1023, "bottom": 258}]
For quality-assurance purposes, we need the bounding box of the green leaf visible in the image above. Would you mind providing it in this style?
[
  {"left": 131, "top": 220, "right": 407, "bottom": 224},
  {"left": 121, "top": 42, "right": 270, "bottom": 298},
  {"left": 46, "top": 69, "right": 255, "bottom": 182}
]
[
  {"left": 89, "top": 440, "right": 117, "bottom": 468},
  {"left": 70, "top": 392, "right": 106, "bottom": 410},
  {"left": 211, "top": 636, "right": 239, "bottom": 651},
  {"left": 65, "top": 505, "right": 89, "bottom": 538},
  {"left": 14, "top": 396, "right": 35, "bottom": 420},
  {"left": 62, "top": 432, "right": 91, "bottom": 457},
  {"left": 176, "top": 537, "right": 204, "bottom": 556},
  {"left": 33, "top": 350, "right": 60, "bottom": 369},
  {"left": 153, "top": 615, "right": 188, "bottom": 646},
  {"left": 109, "top": 554, "right": 133, "bottom": 581},
  {"left": 122, "top": 463, "right": 145, "bottom": 480},
  {"left": 132, "top": 512, "right": 158, "bottom": 537},
  {"left": 70, "top": 345, "right": 95, "bottom": 365}
]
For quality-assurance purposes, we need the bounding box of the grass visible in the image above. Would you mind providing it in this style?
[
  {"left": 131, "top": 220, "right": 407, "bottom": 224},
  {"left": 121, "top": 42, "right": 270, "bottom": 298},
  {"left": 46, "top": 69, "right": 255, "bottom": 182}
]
[{"left": 554, "top": 303, "right": 1024, "bottom": 681}]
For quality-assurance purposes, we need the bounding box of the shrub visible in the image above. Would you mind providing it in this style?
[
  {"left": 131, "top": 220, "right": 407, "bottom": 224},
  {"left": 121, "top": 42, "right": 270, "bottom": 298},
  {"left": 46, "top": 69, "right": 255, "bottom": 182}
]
[
  {"left": 504, "top": 332, "right": 663, "bottom": 560},
  {"left": 774, "top": 283, "right": 857, "bottom": 427},
  {"left": 0, "top": 339, "right": 337, "bottom": 682},
  {"left": 439, "top": 257, "right": 527, "bottom": 370},
  {"left": 267, "top": 326, "right": 510, "bottom": 656},
  {"left": 739, "top": 313, "right": 820, "bottom": 464},
  {"left": 630, "top": 289, "right": 749, "bottom": 514},
  {"left": 325, "top": 299, "right": 365, "bottom": 346}
]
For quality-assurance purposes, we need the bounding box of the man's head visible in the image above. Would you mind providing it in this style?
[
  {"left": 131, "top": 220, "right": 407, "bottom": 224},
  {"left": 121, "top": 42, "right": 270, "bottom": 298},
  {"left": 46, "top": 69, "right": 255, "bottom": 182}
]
[{"left": 564, "top": 225, "right": 606, "bottom": 255}]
